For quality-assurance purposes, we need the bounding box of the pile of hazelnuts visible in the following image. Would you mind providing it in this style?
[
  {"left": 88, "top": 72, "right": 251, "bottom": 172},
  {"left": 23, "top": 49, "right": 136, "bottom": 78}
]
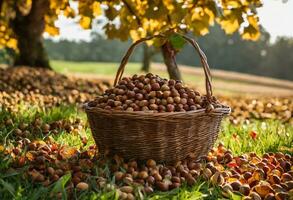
[{"left": 88, "top": 73, "right": 223, "bottom": 112}]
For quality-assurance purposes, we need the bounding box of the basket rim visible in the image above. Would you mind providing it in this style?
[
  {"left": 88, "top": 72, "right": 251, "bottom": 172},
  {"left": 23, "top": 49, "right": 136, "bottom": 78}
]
[{"left": 83, "top": 102, "right": 231, "bottom": 117}]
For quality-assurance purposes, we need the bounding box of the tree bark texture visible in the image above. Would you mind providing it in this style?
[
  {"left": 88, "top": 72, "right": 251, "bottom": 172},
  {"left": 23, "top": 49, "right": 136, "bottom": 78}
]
[
  {"left": 141, "top": 43, "right": 151, "bottom": 72},
  {"left": 12, "top": 0, "right": 51, "bottom": 69},
  {"left": 161, "top": 41, "right": 182, "bottom": 80}
]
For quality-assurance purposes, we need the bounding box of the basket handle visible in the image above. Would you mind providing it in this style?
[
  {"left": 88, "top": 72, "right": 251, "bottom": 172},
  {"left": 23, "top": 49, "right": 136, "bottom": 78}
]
[{"left": 114, "top": 34, "right": 213, "bottom": 101}]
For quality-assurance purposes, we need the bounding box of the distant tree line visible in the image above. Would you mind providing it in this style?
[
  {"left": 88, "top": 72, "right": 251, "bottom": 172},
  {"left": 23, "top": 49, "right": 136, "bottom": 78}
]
[
  {"left": 1, "top": 25, "right": 292, "bottom": 81},
  {"left": 177, "top": 26, "right": 293, "bottom": 81},
  {"left": 43, "top": 25, "right": 293, "bottom": 81}
]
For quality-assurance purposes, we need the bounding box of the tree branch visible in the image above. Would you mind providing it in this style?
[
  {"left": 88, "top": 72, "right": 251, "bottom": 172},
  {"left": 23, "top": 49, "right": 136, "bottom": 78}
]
[{"left": 121, "top": 0, "right": 142, "bottom": 26}]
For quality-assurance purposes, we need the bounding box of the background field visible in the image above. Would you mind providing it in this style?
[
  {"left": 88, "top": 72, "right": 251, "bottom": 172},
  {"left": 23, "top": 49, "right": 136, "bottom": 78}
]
[{"left": 52, "top": 60, "right": 293, "bottom": 97}]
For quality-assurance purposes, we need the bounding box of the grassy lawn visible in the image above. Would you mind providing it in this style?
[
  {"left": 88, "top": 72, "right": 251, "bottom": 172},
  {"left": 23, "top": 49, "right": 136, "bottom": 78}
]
[
  {"left": 51, "top": 60, "right": 293, "bottom": 97},
  {"left": 52, "top": 60, "right": 141, "bottom": 76},
  {"left": 51, "top": 60, "right": 249, "bottom": 97},
  {"left": 0, "top": 66, "right": 292, "bottom": 200},
  {"left": 0, "top": 103, "right": 292, "bottom": 199},
  {"left": 51, "top": 60, "right": 207, "bottom": 92}
]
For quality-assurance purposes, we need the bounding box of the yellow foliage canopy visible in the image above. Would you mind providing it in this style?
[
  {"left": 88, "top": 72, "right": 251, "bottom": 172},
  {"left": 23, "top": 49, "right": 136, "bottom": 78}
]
[{"left": 0, "top": 0, "right": 262, "bottom": 49}]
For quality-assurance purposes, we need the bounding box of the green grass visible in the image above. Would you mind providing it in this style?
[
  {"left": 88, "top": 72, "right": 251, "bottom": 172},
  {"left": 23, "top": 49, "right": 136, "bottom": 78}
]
[
  {"left": 0, "top": 61, "right": 291, "bottom": 199},
  {"left": 52, "top": 60, "right": 140, "bottom": 76},
  {"left": 0, "top": 103, "right": 292, "bottom": 200},
  {"left": 51, "top": 60, "right": 207, "bottom": 92},
  {"left": 51, "top": 60, "right": 267, "bottom": 97}
]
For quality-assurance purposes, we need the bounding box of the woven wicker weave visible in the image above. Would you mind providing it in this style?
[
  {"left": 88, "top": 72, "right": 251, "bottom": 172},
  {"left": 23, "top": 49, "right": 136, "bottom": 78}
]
[{"left": 85, "top": 34, "right": 230, "bottom": 163}]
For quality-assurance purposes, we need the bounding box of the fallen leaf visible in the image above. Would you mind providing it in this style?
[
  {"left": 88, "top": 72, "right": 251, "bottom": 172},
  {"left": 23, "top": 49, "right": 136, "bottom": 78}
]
[{"left": 250, "top": 131, "right": 257, "bottom": 140}]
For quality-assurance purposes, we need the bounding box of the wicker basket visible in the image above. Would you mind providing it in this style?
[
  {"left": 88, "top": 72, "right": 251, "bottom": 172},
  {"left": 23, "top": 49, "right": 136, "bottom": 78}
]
[{"left": 85, "top": 34, "right": 230, "bottom": 163}]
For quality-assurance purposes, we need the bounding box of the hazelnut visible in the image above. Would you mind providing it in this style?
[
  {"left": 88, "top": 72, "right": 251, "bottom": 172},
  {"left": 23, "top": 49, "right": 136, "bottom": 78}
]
[
  {"left": 114, "top": 171, "right": 124, "bottom": 181},
  {"left": 163, "top": 91, "right": 171, "bottom": 98},
  {"left": 175, "top": 83, "right": 183, "bottom": 90},
  {"left": 254, "top": 183, "right": 274, "bottom": 198},
  {"left": 47, "top": 167, "right": 55, "bottom": 176},
  {"left": 127, "top": 91, "right": 135, "bottom": 98},
  {"left": 281, "top": 173, "right": 293, "bottom": 182},
  {"left": 268, "top": 174, "right": 281, "bottom": 185},
  {"left": 138, "top": 171, "right": 148, "bottom": 179},
  {"left": 275, "top": 192, "right": 289, "bottom": 200},
  {"left": 171, "top": 176, "right": 181, "bottom": 183},
  {"left": 144, "top": 186, "right": 153, "bottom": 194},
  {"left": 210, "top": 172, "right": 224, "bottom": 186},
  {"left": 149, "top": 104, "right": 158, "bottom": 111},
  {"left": 202, "top": 168, "right": 213, "bottom": 180},
  {"left": 156, "top": 181, "right": 169, "bottom": 191},
  {"left": 286, "top": 181, "right": 293, "bottom": 190},
  {"left": 168, "top": 79, "right": 176, "bottom": 86},
  {"left": 149, "top": 91, "right": 156, "bottom": 98},
  {"left": 244, "top": 172, "right": 253, "bottom": 180},
  {"left": 170, "top": 182, "right": 181, "bottom": 189},
  {"left": 186, "top": 174, "right": 196, "bottom": 186},
  {"left": 76, "top": 182, "right": 89, "bottom": 190},
  {"left": 155, "top": 91, "right": 163, "bottom": 98},
  {"left": 239, "top": 184, "right": 250, "bottom": 196},
  {"left": 221, "top": 184, "right": 233, "bottom": 198},
  {"left": 264, "top": 193, "right": 275, "bottom": 200},
  {"left": 158, "top": 105, "right": 166, "bottom": 112},
  {"left": 146, "top": 159, "right": 156, "bottom": 168},
  {"left": 151, "top": 83, "right": 160, "bottom": 91},
  {"left": 167, "top": 97, "right": 174, "bottom": 104},
  {"left": 146, "top": 176, "right": 155, "bottom": 185},
  {"left": 230, "top": 181, "right": 242, "bottom": 191},
  {"left": 249, "top": 192, "right": 262, "bottom": 200},
  {"left": 123, "top": 177, "right": 133, "bottom": 185},
  {"left": 135, "top": 93, "right": 144, "bottom": 100},
  {"left": 153, "top": 173, "right": 162, "bottom": 182},
  {"left": 166, "top": 104, "right": 175, "bottom": 112},
  {"left": 180, "top": 98, "right": 187, "bottom": 104},
  {"left": 120, "top": 186, "right": 133, "bottom": 193},
  {"left": 171, "top": 89, "right": 180, "bottom": 97}
]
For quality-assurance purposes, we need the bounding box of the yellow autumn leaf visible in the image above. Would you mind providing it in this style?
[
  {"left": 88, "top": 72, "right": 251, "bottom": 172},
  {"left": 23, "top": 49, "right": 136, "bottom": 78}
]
[
  {"left": 49, "top": 0, "right": 59, "bottom": 9},
  {"left": 218, "top": 9, "right": 244, "bottom": 34},
  {"left": 191, "top": 22, "right": 209, "bottom": 36},
  {"left": 25, "top": 151, "right": 35, "bottom": 161},
  {"left": 17, "top": 0, "right": 32, "bottom": 16},
  {"left": 191, "top": 8, "right": 203, "bottom": 21},
  {"left": 162, "top": 0, "right": 175, "bottom": 11},
  {"left": 45, "top": 25, "right": 59, "bottom": 36},
  {"left": 129, "top": 30, "right": 139, "bottom": 41},
  {"left": 0, "top": 145, "right": 4, "bottom": 152},
  {"left": 79, "top": 16, "right": 92, "bottom": 29},
  {"left": 0, "top": 0, "right": 265, "bottom": 48},
  {"left": 221, "top": 0, "right": 242, "bottom": 8},
  {"left": 59, "top": 146, "right": 78, "bottom": 159},
  {"left": 6, "top": 38, "right": 17, "bottom": 49},
  {"left": 219, "top": 18, "right": 239, "bottom": 34},
  {"left": 93, "top": 1, "right": 102, "bottom": 16},
  {"left": 242, "top": 15, "right": 260, "bottom": 41},
  {"left": 204, "top": 8, "right": 215, "bottom": 25},
  {"left": 247, "top": 15, "right": 259, "bottom": 29},
  {"left": 63, "top": 6, "right": 75, "bottom": 18},
  {"left": 242, "top": 25, "right": 260, "bottom": 41}
]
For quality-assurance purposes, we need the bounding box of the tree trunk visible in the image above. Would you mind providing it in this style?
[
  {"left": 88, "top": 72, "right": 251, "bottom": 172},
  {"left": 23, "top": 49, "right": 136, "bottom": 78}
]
[
  {"left": 11, "top": 0, "right": 51, "bottom": 69},
  {"left": 0, "top": 0, "right": 3, "bottom": 13},
  {"left": 161, "top": 41, "right": 182, "bottom": 80},
  {"left": 141, "top": 43, "right": 151, "bottom": 72}
]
